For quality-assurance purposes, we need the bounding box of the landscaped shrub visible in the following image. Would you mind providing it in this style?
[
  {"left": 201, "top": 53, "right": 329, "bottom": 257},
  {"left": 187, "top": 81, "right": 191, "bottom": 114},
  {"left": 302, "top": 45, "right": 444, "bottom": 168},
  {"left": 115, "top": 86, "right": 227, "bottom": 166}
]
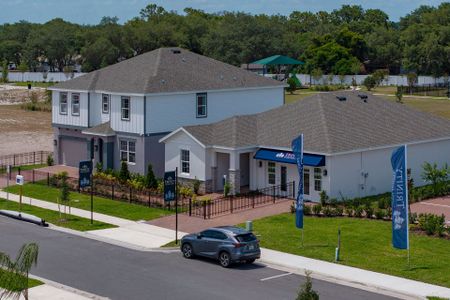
[
  {"left": 95, "top": 162, "right": 103, "bottom": 173},
  {"left": 344, "top": 207, "right": 354, "bottom": 217},
  {"left": 374, "top": 209, "right": 385, "bottom": 220},
  {"left": 223, "top": 182, "right": 231, "bottom": 197},
  {"left": 354, "top": 206, "right": 364, "bottom": 218},
  {"left": 377, "top": 197, "right": 390, "bottom": 209},
  {"left": 329, "top": 198, "right": 338, "bottom": 207},
  {"left": 333, "top": 207, "right": 344, "bottom": 217},
  {"left": 303, "top": 204, "right": 312, "bottom": 216},
  {"left": 192, "top": 178, "right": 201, "bottom": 195},
  {"left": 418, "top": 213, "right": 445, "bottom": 236},
  {"left": 421, "top": 162, "right": 449, "bottom": 197},
  {"left": 322, "top": 206, "right": 333, "bottom": 217},
  {"left": 319, "top": 191, "right": 329, "bottom": 206},
  {"left": 296, "top": 271, "right": 319, "bottom": 300},
  {"left": 312, "top": 204, "right": 322, "bottom": 216},
  {"left": 118, "top": 161, "right": 131, "bottom": 183},
  {"left": 145, "top": 164, "right": 157, "bottom": 189},
  {"left": 409, "top": 212, "right": 418, "bottom": 224},
  {"left": 46, "top": 154, "right": 54, "bottom": 166}
]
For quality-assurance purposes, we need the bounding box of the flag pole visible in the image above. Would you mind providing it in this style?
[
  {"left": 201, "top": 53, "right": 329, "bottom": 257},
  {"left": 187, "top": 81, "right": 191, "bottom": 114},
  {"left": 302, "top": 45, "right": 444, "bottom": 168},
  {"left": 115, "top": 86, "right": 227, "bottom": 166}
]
[{"left": 405, "top": 144, "right": 410, "bottom": 269}]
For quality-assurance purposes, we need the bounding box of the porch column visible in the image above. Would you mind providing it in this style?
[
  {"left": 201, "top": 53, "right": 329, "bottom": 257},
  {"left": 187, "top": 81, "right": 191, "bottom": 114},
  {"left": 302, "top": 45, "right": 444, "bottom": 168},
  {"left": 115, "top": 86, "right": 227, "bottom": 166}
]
[
  {"left": 229, "top": 151, "right": 240, "bottom": 195},
  {"left": 210, "top": 151, "right": 217, "bottom": 193}
]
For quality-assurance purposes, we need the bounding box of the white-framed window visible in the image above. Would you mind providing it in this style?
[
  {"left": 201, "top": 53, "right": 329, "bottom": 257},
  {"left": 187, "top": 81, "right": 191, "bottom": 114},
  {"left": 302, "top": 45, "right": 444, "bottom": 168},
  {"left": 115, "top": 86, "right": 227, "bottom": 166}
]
[
  {"left": 120, "top": 140, "right": 136, "bottom": 164},
  {"left": 314, "top": 167, "right": 322, "bottom": 191},
  {"left": 196, "top": 93, "right": 207, "bottom": 118},
  {"left": 268, "top": 162, "right": 276, "bottom": 185},
  {"left": 181, "top": 149, "right": 190, "bottom": 174},
  {"left": 71, "top": 93, "right": 80, "bottom": 116},
  {"left": 102, "top": 94, "right": 110, "bottom": 114},
  {"left": 121, "top": 96, "right": 130, "bottom": 120},
  {"left": 59, "top": 92, "right": 68, "bottom": 114}
]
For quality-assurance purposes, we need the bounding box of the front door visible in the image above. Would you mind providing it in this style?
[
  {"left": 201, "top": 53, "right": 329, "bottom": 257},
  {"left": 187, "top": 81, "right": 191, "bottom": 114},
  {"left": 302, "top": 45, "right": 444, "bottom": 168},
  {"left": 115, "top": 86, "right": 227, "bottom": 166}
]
[{"left": 281, "top": 166, "right": 287, "bottom": 191}]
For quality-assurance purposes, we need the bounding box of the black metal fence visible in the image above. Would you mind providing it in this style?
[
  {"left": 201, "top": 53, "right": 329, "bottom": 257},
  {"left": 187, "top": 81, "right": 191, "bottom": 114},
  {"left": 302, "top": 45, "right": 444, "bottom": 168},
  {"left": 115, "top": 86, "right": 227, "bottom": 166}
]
[
  {"left": 13, "top": 168, "right": 187, "bottom": 210},
  {"left": 187, "top": 182, "right": 295, "bottom": 219},
  {"left": 398, "top": 84, "right": 450, "bottom": 98},
  {"left": 0, "top": 151, "right": 52, "bottom": 169}
]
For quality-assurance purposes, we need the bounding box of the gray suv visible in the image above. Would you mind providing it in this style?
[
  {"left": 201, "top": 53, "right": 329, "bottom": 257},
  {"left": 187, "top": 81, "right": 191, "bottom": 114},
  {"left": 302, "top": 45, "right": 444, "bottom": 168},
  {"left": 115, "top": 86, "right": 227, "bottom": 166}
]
[{"left": 180, "top": 226, "right": 260, "bottom": 267}]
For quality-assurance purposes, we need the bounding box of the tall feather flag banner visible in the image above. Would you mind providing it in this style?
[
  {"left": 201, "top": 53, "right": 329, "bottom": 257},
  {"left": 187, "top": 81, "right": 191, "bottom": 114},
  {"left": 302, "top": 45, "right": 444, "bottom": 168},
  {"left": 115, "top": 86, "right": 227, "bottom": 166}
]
[
  {"left": 292, "top": 134, "right": 304, "bottom": 229},
  {"left": 391, "top": 145, "right": 409, "bottom": 250}
]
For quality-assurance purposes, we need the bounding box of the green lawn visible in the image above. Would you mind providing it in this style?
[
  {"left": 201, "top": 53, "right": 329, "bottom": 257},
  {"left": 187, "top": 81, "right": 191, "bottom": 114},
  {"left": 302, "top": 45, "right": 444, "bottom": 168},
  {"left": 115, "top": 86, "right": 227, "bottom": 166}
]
[
  {"left": 245, "top": 213, "right": 450, "bottom": 288},
  {"left": 0, "top": 269, "right": 43, "bottom": 291},
  {"left": 0, "top": 198, "right": 114, "bottom": 231},
  {"left": 285, "top": 90, "right": 318, "bottom": 104},
  {"left": 383, "top": 95, "right": 450, "bottom": 120},
  {"left": 4, "top": 184, "right": 173, "bottom": 221},
  {"left": 0, "top": 164, "right": 47, "bottom": 175}
]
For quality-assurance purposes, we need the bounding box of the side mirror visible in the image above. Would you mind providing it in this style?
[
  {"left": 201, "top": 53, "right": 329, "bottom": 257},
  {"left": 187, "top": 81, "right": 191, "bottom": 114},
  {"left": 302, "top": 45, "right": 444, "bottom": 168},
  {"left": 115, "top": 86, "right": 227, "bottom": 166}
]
[{"left": 196, "top": 234, "right": 202, "bottom": 239}]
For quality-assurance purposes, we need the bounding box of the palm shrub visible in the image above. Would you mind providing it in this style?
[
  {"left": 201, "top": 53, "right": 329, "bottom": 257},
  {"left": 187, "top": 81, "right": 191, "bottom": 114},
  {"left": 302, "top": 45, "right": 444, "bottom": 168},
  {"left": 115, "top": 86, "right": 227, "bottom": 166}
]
[
  {"left": 303, "top": 204, "right": 312, "bottom": 216},
  {"left": 322, "top": 206, "right": 333, "bottom": 217},
  {"left": 344, "top": 207, "right": 354, "bottom": 217},
  {"left": 333, "top": 207, "right": 344, "bottom": 217},
  {"left": 421, "top": 162, "right": 449, "bottom": 197},
  {"left": 0, "top": 243, "right": 39, "bottom": 300},
  {"left": 354, "top": 206, "right": 364, "bottom": 218},
  {"left": 374, "top": 209, "right": 385, "bottom": 220},
  {"left": 319, "top": 191, "right": 329, "bottom": 206}
]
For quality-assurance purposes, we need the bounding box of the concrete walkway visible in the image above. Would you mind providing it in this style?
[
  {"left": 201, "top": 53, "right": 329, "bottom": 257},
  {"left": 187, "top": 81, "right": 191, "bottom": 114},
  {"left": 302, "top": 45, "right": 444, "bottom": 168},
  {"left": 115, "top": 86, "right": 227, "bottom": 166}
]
[
  {"left": 0, "top": 190, "right": 188, "bottom": 248},
  {"left": 2, "top": 191, "right": 450, "bottom": 299}
]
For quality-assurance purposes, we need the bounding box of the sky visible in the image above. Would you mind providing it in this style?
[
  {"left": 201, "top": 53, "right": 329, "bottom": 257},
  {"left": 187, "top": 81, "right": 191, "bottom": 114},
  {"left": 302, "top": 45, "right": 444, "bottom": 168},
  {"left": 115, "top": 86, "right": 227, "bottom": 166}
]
[{"left": 0, "top": 0, "right": 447, "bottom": 25}]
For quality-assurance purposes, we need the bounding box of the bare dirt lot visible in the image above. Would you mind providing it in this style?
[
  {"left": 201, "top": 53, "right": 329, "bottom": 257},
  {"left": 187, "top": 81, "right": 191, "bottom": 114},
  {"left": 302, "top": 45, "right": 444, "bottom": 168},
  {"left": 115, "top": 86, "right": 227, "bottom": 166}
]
[{"left": 0, "top": 104, "right": 52, "bottom": 156}]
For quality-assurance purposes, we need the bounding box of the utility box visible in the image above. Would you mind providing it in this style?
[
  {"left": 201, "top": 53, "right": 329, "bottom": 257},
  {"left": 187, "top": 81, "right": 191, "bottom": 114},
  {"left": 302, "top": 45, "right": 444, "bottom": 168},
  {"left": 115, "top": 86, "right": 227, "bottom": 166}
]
[{"left": 246, "top": 220, "right": 253, "bottom": 232}]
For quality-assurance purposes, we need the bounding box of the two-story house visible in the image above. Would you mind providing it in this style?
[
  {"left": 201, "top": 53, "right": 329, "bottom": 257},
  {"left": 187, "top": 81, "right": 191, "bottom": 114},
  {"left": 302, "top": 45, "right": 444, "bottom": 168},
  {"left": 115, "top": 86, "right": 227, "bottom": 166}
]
[{"left": 49, "top": 48, "right": 286, "bottom": 176}]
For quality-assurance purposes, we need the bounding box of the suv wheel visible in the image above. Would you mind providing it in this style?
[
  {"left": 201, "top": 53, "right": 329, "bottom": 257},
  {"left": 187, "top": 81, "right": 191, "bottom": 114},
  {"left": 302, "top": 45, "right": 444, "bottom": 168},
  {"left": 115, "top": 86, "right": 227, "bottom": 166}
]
[
  {"left": 182, "top": 243, "right": 194, "bottom": 259},
  {"left": 219, "top": 251, "right": 231, "bottom": 268}
]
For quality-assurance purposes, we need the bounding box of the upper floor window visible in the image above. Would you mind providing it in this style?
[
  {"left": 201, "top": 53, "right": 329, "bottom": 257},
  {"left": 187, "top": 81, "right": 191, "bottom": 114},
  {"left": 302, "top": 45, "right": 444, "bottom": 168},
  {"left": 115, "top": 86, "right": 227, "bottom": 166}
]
[
  {"left": 314, "top": 168, "right": 322, "bottom": 191},
  {"left": 181, "top": 149, "right": 190, "bottom": 174},
  {"left": 120, "top": 140, "right": 136, "bottom": 164},
  {"left": 196, "top": 93, "right": 207, "bottom": 118},
  {"left": 102, "top": 94, "right": 110, "bottom": 114},
  {"left": 268, "top": 162, "right": 276, "bottom": 185},
  {"left": 71, "top": 93, "right": 80, "bottom": 116},
  {"left": 59, "top": 92, "right": 68, "bottom": 114},
  {"left": 121, "top": 96, "right": 130, "bottom": 120}
]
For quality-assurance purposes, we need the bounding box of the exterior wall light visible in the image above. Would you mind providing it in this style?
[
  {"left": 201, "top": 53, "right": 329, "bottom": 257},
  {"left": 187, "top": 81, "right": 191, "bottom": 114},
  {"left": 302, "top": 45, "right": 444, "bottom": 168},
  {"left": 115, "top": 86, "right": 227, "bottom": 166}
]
[
  {"left": 53, "top": 139, "right": 57, "bottom": 146},
  {"left": 323, "top": 169, "right": 328, "bottom": 176},
  {"left": 259, "top": 161, "right": 262, "bottom": 168},
  {"left": 94, "top": 145, "right": 99, "bottom": 152}
]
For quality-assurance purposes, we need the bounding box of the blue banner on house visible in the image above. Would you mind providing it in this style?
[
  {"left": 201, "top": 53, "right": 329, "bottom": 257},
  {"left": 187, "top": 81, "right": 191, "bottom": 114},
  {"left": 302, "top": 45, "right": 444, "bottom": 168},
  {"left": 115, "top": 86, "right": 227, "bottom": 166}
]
[
  {"left": 164, "top": 171, "right": 176, "bottom": 202},
  {"left": 291, "top": 134, "right": 304, "bottom": 229},
  {"left": 79, "top": 160, "right": 93, "bottom": 188},
  {"left": 391, "top": 145, "right": 409, "bottom": 250}
]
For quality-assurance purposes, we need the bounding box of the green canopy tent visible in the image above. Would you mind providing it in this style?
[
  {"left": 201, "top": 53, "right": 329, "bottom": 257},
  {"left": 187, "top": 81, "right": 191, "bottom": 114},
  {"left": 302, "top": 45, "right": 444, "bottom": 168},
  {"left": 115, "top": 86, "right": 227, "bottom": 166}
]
[{"left": 251, "top": 55, "right": 304, "bottom": 82}]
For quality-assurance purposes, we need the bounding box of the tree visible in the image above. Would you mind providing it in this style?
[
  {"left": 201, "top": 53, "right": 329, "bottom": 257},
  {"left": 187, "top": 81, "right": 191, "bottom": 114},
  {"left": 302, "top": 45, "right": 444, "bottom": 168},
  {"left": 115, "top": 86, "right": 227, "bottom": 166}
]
[
  {"left": 140, "top": 4, "right": 166, "bottom": 20},
  {"left": 0, "top": 243, "right": 39, "bottom": 300},
  {"left": 421, "top": 162, "right": 449, "bottom": 196},
  {"left": 1, "top": 60, "right": 8, "bottom": 83},
  {"left": 287, "top": 77, "right": 297, "bottom": 94},
  {"left": 311, "top": 68, "right": 323, "bottom": 85},
  {"left": 145, "top": 164, "right": 157, "bottom": 189},
  {"left": 362, "top": 76, "right": 376, "bottom": 90},
  {"left": 59, "top": 171, "right": 70, "bottom": 218},
  {"left": 395, "top": 88, "right": 403, "bottom": 103},
  {"left": 296, "top": 271, "right": 319, "bottom": 300},
  {"left": 406, "top": 72, "right": 418, "bottom": 94},
  {"left": 119, "top": 161, "right": 131, "bottom": 183}
]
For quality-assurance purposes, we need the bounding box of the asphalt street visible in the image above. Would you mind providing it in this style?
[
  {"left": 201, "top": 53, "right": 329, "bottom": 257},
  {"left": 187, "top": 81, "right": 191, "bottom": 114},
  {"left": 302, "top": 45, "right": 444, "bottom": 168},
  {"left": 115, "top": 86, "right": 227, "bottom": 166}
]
[{"left": 0, "top": 216, "right": 399, "bottom": 300}]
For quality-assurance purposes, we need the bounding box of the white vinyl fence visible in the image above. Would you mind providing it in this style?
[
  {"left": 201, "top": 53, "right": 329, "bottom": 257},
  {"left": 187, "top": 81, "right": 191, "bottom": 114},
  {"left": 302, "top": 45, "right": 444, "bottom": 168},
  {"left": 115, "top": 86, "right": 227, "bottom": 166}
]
[
  {"left": 266, "top": 73, "right": 449, "bottom": 87},
  {"left": 3, "top": 72, "right": 87, "bottom": 82}
]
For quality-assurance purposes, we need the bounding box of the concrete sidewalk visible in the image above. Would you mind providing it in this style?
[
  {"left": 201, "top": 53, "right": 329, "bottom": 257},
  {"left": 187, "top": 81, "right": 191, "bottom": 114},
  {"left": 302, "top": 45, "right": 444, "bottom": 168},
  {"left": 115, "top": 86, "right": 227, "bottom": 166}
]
[
  {"left": 0, "top": 190, "right": 188, "bottom": 248},
  {"left": 2, "top": 190, "right": 450, "bottom": 299}
]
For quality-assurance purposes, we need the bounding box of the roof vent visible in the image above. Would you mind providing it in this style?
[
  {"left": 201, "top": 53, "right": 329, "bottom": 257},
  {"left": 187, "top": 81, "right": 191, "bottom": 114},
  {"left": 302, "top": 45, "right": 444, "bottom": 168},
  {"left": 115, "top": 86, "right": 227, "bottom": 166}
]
[
  {"left": 171, "top": 49, "right": 181, "bottom": 54},
  {"left": 233, "top": 76, "right": 237, "bottom": 81},
  {"left": 160, "top": 79, "right": 166, "bottom": 84},
  {"left": 181, "top": 57, "right": 186, "bottom": 62},
  {"left": 336, "top": 96, "right": 346, "bottom": 101},
  {"left": 220, "top": 74, "right": 224, "bottom": 80}
]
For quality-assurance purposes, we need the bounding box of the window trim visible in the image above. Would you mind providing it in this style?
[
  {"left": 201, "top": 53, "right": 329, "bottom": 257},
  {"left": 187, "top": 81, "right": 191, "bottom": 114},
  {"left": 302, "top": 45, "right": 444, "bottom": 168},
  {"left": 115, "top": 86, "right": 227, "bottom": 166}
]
[
  {"left": 120, "top": 140, "right": 136, "bottom": 165},
  {"left": 121, "top": 96, "right": 130, "bottom": 121},
  {"left": 268, "top": 162, "right": 276, "bottom": 185},
  {"left": 196, "top": 93, "right": 207, "bottom": 118},
  {"left": 314, "top": 167, "right": 322, "bottom": 192},
  {"left": 180, "top": 149, "right": 190, "bottom": 174},
  {"left": 102, "top": 94, "right": 110, "bottom": 114},
  {"left": 59, "top": 92, "right": 68, "bottom": 115},
  {"left": 71, "top": 93, "right": 80, "bottom": 116}
]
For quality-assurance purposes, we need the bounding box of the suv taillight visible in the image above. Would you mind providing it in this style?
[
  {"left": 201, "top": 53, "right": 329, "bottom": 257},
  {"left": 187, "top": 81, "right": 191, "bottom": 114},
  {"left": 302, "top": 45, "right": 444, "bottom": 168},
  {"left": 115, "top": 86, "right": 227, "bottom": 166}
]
[{"left": 233, "top": 243, "right": 243, "bottom": 248}]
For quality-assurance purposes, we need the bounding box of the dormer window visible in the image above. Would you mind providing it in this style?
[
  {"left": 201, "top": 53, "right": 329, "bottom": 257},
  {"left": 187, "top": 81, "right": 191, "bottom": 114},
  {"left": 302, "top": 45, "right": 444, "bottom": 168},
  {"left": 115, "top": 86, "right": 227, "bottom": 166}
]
[
  {"left": 196, "top": 93, "right": 207, "bottom": 118},
  {"left": 121, "top": 96, "right": 130, "bottom": 121},
  {"left": 59, "top": 92, "right": 68, "bottom": 114},
  {"left": 102, "top": 94, "right": 110, "bottom": 114},
  {"left": 71, "top": 93, "right": 80, "bottom": 116}
]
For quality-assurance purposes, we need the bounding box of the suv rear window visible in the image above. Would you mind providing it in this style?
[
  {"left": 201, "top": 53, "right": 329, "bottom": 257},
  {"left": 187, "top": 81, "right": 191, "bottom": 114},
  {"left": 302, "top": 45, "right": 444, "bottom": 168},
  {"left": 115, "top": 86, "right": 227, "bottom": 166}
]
[{"left": 235, "top": 233, "right": 257, "bottom": 243}]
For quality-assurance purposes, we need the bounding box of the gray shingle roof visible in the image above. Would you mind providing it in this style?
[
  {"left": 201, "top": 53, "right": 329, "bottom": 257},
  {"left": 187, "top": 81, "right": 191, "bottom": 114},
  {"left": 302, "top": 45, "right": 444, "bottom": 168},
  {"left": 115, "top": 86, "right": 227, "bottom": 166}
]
[
  {"left": 183, "top": 92, "right": 450, "bottom": 154},
  {"left": 52, "top": 48, "right": 284, "bottom": 94},
  {"left": 82, "top": 122, "right": 115, "bottom": 136}
]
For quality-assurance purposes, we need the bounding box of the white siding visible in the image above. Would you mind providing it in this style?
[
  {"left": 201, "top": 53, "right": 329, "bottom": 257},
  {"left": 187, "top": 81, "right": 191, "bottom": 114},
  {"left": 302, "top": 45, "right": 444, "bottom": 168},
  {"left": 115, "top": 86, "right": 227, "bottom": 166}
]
[
  {"left": 89, "top": 93, "right": 102, "bottom": 126},
  {"left": 110, "top": 95, "right": 144, "bottom": 134},
  {"left": 146, "top": 87, "right": 284, "bottom": 134},
  {"left": 328, "top": 139, "right": 450, "bottom": 199},
  {"left": 52, "top": 90, "right": 88, "bottom": 127},
  {"left": 164, "top": 131, "right": 206, "bottom": 181}
]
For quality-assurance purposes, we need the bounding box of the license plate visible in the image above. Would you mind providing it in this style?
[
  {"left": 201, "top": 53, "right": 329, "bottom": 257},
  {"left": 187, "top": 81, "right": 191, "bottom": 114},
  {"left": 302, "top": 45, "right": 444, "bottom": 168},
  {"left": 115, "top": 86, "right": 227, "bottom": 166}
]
[{"left": 248, "top": 244, "right": 254, "bottom": 250}]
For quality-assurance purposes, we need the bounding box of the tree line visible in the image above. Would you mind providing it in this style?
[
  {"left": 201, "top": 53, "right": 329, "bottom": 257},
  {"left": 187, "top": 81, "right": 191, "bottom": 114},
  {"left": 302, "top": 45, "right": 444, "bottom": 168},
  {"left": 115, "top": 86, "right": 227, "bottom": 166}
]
[{"left": 0, "top": 3, "right": 449, "bottom": 77}]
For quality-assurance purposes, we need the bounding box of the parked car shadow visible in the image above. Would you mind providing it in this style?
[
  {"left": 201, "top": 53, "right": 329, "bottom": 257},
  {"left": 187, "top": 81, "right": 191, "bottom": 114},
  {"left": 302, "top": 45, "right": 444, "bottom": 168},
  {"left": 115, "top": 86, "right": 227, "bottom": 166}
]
[{"left": 191, "top": 255, "right": 266, "bottom": 270}]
